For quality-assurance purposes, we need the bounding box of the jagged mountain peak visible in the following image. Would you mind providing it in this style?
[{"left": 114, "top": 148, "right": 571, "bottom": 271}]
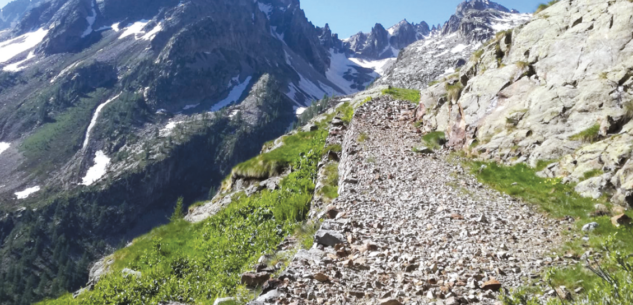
[{"left": 455, "top": 0, "right": 511, "bottom": 17}]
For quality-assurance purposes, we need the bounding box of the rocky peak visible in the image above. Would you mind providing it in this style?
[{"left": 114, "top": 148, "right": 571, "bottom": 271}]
[{"left": 455, "top": 0, "right": 510, "bottom": 18}]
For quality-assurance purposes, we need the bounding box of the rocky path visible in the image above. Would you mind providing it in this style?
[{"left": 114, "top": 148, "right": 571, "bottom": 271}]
[{"left": 268, "top": 97, "right": 565, "bottom": 305}]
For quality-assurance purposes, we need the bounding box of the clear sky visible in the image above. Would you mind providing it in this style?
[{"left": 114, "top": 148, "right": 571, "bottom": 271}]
[
  {"left": 302, "top": 0, "right": 545, "bottom": 38},
  {"left": 0, "top": 0, "right": 544, "bottom": 38}
]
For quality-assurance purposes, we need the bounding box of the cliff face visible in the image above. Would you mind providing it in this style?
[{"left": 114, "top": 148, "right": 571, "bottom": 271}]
[{"left": 414, "top": 0, "right": 633, "bottom": 206}]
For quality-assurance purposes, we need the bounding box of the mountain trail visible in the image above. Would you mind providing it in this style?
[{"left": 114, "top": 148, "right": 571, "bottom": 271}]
[{"left": 268, "top": 97, "right": 567, "bottom": 305}]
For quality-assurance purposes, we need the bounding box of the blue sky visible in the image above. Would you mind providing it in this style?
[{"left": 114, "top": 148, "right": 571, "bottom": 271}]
[
  {"left": 302, "top": 0, "right": 544, "bottom": 38},
  {"left": 0, "top": 0, "right": 543, "bottom": 38}
]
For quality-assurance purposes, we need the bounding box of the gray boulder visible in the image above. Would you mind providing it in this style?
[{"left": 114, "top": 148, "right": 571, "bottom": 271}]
[{"left": 314, "top": 230, "right": 346, "bottom": 247}]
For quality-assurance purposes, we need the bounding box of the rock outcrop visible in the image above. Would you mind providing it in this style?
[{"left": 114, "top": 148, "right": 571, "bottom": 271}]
[{"left": 412, "top": 0, "right": 633, "bottom": 205}]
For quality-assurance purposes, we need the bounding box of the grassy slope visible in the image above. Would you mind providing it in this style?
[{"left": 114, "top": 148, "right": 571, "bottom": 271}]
[
  {"left": 469, "top": 161, "right": 633, "bottom": 304},
  {"left": 37, "top": 102, "right": 354, "bottom": 305},
  {"left": 382, "top": 88, "right": 421, "bottom": 104}
]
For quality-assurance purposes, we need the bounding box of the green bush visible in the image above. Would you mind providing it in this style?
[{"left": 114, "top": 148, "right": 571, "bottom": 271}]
[
  {"left": 382, "top": 87, "right": 421, "bottom": 104},
  {"left": 233, "top": 131, "right": 323, "bottom": 179},
  {"left": 422, "top": 131, "right": 446, "bottom": 149}
]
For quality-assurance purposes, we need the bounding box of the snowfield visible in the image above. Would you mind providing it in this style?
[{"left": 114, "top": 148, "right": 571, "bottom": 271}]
[
  {"left": 0, "top": 142, "right": 9, "bottom": 155},
  {"left": 81, "top": 151, "right": 111, "bottom": 186},
  {"left": 2, "top": 51, "right": 35, "bottom": 72},
  {"left": 211, "top": 76, "right": 252, "bottom": 111},
  {"left": 0, "top": 28, "right": 48, "bottom": 64},
  {"left": 15, "top": 186, "right": 40, "bottom": 200}
]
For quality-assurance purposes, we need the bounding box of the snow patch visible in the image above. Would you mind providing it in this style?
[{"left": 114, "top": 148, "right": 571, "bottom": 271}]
[
  {"left": 2, "top": 51, "right": 35, "bottom": 72},
  {"left": 81, "top": 150, "right": 110, "bottom": 186},
  {"left": 119, "top": 20, "right": 149, "bottom": 40},
  {"left": 141, "top": 23, "right": 163, "bottom": 41},
  {"left": 451, "top": 44, "right": 467, "bottom": 53},
  {"left": 0, "top": 28, "right": 48, "bottom": 64},
  {"left": 257, "top": 1, "right": 273, "bottom": 18},
  {"left": 295, "top": 107, "right": 306, "bottom": 115},
  {"left": 15, "top": 186, "right": 40, "bottom": 200},
  {"left": 50, "top": 61, "right": 83, "bottom": 83},
  {"left": 183, "top": 103, "right": 199, "bottom": 110},
  {"left": 160, "top": 121, "right": 181, "bottom": 137},
  {"left": 211, "top": 76, "right": 252, "bottom": 111},
  {"left": 348, "top": 57, "right": 395, "bottom": 76},
  {"left": 83, "top": 94, "right": 121, "bottom": 149},
  {"left": 0, "top": 142, "right": 9, "bottom": 155},
  {"left": 81, "top": 0, "right": 97, "bottom": 38},
  {"left": 491, "top": 13, "right": 532, "bottom": 32},
  {"left": 339, "top": 98, "right": 352, "bottom": 102},
  {"left": 326, "top": 50, "right": 358, "bottom": 95}
]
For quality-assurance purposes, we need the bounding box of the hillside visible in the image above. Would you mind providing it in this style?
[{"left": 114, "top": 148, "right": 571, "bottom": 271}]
[{"left": 4, "top": 0, "right": 633, "bottom": 304}]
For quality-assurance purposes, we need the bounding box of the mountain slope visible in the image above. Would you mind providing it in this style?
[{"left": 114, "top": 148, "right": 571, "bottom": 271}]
[
  {"left": 0, "top": 0, "right": 356, "bottom": 303},
  {"left": 375, "top": 0, "right": 530, "bottom": 90}
]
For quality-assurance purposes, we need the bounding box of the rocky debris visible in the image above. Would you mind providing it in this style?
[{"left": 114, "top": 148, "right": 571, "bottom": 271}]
[
  {"left": 481, "top": 279, "right": 502, "bottom": 291},
  {"left": 266, "top": 97, "right": 564, "bottom": 304},
  {"left": 241, "top": 272, "right": 271, "bottom": 288},
  {"left": 582, "top": 222, "right": 599, "bottom": 232},
  {"left": 413, "top": 145, "right": 433, "bottom": 154},
  {"left": 611, "top": 214, "right": 632, "bottom": 227}
]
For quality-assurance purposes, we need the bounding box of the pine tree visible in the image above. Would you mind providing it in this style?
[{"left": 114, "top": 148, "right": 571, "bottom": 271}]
[{"left": 170, "top": 197, "right": 184, "bottom": 221}]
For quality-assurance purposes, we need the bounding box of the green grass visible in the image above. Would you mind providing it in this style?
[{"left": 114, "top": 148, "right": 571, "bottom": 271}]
[
  {"left": 569, "top": 124, "right": 601, "bottom": 143},
  {"left": 233, "top": 131, "right": 324, "bottom": 179},
  {"left": 471, "top": 162, "right": 596, "bottom": 218},
  {"left": 422, "top": 131, "right": 446, "bottom": 150},
  {"left": 472, "top": 49, "right": 485, "bottom": 61},
  {"left": 38, "top": 125, "right": 330, "bottom": 305},
  {"left": 319, "top": 162, "right": 340, "bottom": 201},
  {"left": 470, "top": 161, "right": 633, "bottom": 305},
  {"left": 382, "top": 87, "right": 421, "bottom": 104},
  {"left": 20, "top": 89, "right": 112, "bottom": 175},
  {"left": 339, "top": 102, "right": 355, "bottom": 124},
  {"left": 428, "top": 79, "right": 442, "bottom": 87},
  {"left": 295, "top": 221, "right": 321, "bottom": 250},
  {"left": 324, "top": 144, "right": 342, "bottom": 154},
  {"left": 582, "top": 169, "right": 603, "bottom": 181}
]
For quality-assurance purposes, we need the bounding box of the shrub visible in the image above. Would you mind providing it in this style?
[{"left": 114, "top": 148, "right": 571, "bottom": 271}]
[
  {"left": 569, "top": 124, "right": 601, "bottom": 143},
  {"left": 422, "top": 131, "right": 446, "bottom": 149},
  {"left": 536, "top": 0, "right": 560, "bottom": 13}
]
